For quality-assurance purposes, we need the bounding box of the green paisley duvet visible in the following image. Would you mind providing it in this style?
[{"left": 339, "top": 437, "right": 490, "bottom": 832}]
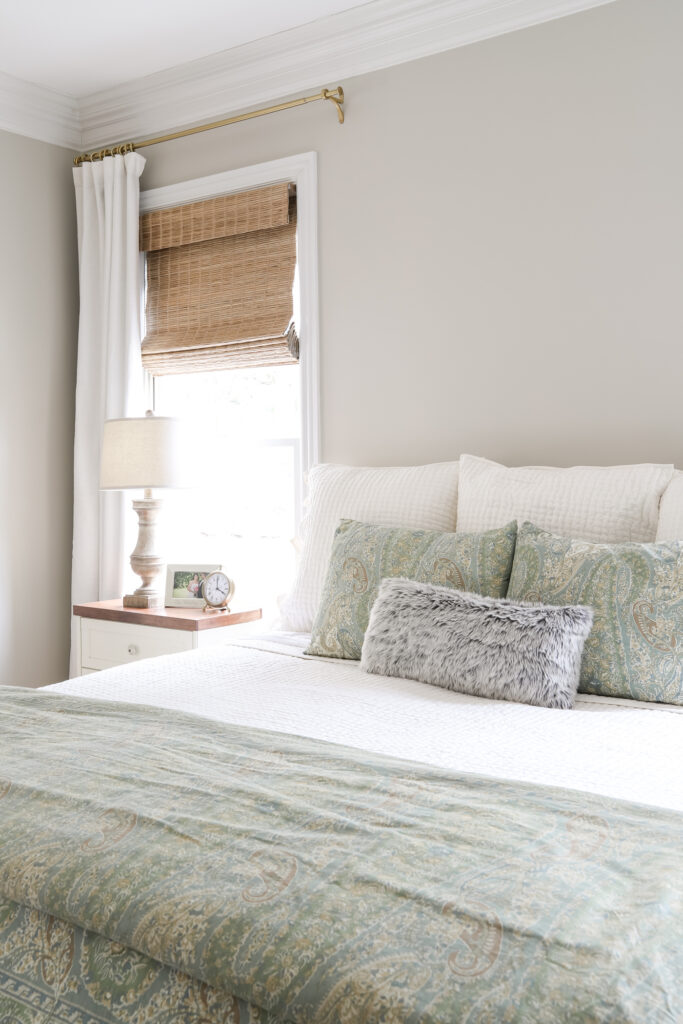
[{"left": 0, "top": 684, "right": 682, "bottom": 1024}]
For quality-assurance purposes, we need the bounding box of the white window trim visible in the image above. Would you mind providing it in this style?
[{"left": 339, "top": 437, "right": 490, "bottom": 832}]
[{"left": 139, "top": 151, "right": 320, "bottom": 477}]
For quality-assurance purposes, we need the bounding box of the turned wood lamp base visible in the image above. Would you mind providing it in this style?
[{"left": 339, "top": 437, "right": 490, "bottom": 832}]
[
  {"left": 123, "top": 592, "right": 164, "bottom": 609},
  {"left": 123, "top": 490, "right": 165, "bottom": 608}
]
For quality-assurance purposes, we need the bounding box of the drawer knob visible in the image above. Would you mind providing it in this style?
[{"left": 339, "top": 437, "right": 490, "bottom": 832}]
[{"left": 127, "top": 644, "right": 138, "bottom": 656}]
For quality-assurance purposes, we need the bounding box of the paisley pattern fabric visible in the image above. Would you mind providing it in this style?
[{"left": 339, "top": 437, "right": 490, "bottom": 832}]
[
  {"left": 0, "top": 686, "right": 683, "bottom": 1024},
  {"left": 507, "top": 521, "right": 683, "bottom": 704},
  {"left": 306, "top": 518, "right": 517, "bottom": 659},
  {"left": 0, "top": 898, "right": 270, "bottom": 1023}
]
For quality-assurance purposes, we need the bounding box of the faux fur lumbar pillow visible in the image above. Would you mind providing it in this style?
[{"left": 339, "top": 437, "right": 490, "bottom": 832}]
[{"left": 360, "top": 579, "right": 594, "bottom": 710}]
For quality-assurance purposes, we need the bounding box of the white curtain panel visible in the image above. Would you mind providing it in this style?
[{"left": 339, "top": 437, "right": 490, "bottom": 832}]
[{"left": 70, "top": 152, "right": 146, "bottom": 675}]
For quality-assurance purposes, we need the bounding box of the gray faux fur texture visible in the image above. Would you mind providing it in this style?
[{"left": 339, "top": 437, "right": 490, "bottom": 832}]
[{"left": 360, "top": 579, "right": 594, "bottom": 710}]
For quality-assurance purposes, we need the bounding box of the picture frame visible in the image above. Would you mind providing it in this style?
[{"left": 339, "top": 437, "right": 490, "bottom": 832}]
[{"left": 164, "top": 563, "right": 222, "bottom": 608}]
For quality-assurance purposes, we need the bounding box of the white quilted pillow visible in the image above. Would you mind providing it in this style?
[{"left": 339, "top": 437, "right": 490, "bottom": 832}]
[
  {"left": 280, "top": 462, "right": 460, "bottom": 632},
  {"left": 656, "top": 471, "right": 683, "bottom": 540},
  {"left": 457, "top": 455, "right": 673, "bottom": 543}
]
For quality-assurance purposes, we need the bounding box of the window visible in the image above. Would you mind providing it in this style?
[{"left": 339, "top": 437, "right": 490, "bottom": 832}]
[
  {"left": 139, "top": 155, "right": 319, "bottom": 622},
  {"left": 153, "top": 364, "right": 300, "bottom": 619}
]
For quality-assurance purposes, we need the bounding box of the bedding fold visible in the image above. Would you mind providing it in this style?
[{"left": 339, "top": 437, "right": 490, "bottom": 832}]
[
  {"left": 0, "top": 896, "right": 270, "bottom": 1024},
  {"left": 1, "top": 684, "right": 682, "bottom": 1023}
]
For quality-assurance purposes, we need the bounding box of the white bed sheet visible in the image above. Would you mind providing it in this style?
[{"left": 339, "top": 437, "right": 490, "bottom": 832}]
[{"left": 46, "top": 633, "right": 683, "bottom": 813}]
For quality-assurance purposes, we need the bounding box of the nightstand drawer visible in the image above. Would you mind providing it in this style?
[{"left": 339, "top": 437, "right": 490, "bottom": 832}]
[
  {"left": 73, "top": 601, "right": 262, "bottom": 675},
  {"left": 81, "top": 618, "right": 192, "bottom": 671}
]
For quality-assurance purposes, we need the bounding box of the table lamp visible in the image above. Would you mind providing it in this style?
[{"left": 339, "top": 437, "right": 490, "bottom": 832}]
[{"left": 100, "top": 411, "right": 192, "bottom": 608}]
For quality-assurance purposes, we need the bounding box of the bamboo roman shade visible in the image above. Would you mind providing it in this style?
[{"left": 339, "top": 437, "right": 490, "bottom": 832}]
[{"left": 140, "top": 182, "right": 298, "bottom": 374}]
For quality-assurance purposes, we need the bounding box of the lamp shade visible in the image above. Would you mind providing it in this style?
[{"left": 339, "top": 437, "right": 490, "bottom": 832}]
[{"left": 100, "top": 414, "right": 193, "bottom": 490}]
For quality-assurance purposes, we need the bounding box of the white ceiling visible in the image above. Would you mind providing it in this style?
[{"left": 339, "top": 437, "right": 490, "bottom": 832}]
[{"left": 0, "top": 0, "right": 368, "bottom": 97}]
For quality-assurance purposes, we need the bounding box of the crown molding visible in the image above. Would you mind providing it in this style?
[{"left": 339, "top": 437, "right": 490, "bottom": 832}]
[
  {"left": 78, "top": 0, "right": 617, "bottom": 149},
  {"left": 0, "top": 70, "right": 80, "bottom": 150},
  {"left": 0, "top": 0, "right": 617, "bottom": 152}
]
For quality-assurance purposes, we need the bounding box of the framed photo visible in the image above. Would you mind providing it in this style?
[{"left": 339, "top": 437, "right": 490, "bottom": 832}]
[{"left": 165, "top": 563, "right": 222, "bottom": 608}]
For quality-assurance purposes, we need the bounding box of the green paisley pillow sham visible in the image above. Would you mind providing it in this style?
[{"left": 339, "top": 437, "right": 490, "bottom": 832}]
[
  {"left": 306, "top": 518, "right": 517, "bottom": 660},
  {"left": 507, "top": 521, "right": 683, "bottom": 705}
]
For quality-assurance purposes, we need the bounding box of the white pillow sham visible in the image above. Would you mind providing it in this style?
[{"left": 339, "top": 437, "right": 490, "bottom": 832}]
[
  {"left": 280, "top": 462, "right": 459, "bottom": 632},
  {"left": 456, "top": 454, "right": 673, "bottom": 544},
  {"left": 656, "top": 471, "right": 683, "bottom": 541}
]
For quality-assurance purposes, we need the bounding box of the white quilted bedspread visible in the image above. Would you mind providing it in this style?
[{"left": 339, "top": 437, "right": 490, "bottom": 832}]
[{"left": 46, "top": 634, "right": 683, "bottom": 812}]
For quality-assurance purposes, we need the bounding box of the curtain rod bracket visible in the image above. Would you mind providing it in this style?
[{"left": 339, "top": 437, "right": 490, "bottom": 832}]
[
  {"left": 74, "top": 85, "right": 345, "bottom": 166},
  {"left": 322, "top": 86, "right": 345, "bottom": 124}
]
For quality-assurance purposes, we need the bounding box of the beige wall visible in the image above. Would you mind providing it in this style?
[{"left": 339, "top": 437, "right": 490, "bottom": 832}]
[
  {"left": 1, "top": 0, "right": 679, "bottom": 682},
  {"left": 142, "top": 0, "right": 682, "bottom": 469},
  {"left": 0, "top": 129, "right": 78, "bottom": 685}
]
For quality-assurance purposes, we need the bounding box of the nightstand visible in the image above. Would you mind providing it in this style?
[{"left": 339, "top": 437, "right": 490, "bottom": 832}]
[{"left": 73, "top": 600, "right": 263, "bottom": 675}]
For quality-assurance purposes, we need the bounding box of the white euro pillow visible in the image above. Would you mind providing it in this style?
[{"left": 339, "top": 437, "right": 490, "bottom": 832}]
[
  {"left": 457, "top": 454, "right": 673, "bottom": 544},
  {"left": 280, "top": 462, "right": 459, "bottom": 632},
  {"left": 657, "top": 471, "right": 683, "bottom": 541}
]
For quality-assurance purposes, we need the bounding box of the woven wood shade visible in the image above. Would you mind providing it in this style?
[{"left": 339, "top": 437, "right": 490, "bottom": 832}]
[{"left": 140, "top": 183, "right": 298, "bottom": 375}]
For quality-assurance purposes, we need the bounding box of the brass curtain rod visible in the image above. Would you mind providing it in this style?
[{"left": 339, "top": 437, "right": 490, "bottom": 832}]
[{"left": 74, "top": 85, "right": 344, "bottom": 166}]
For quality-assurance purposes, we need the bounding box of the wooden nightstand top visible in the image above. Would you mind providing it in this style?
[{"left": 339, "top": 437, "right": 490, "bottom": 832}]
[{"left": 73, "top": 600, "right": 262, "bottom": 632}]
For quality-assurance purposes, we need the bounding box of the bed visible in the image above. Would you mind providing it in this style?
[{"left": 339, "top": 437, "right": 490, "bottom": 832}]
[
  {"left": 1, "top": 457, "right": 682, "bottom": 1023},
  {"left": 0, "top": 633, "right": 681, "bottom": 1023}
]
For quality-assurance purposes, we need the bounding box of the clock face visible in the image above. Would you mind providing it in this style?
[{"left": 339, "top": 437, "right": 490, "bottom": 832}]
[{"left": 204, "top": 571, "right": 234, "bottom": 607}]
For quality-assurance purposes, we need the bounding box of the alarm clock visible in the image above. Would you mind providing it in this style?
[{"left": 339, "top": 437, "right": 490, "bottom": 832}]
[{"left": 202, "top": 570, "right": 235, "bottom": 612}]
